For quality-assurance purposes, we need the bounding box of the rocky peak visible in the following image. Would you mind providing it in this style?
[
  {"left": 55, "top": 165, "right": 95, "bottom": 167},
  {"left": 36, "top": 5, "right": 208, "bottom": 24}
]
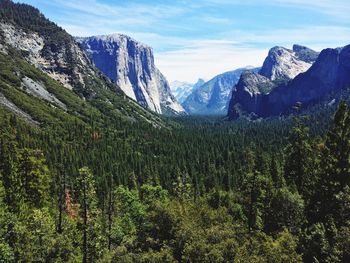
[
  {"left": 259, "top": 46, "right": 313, "bottom": 80},
  {"left": 170, "top": 78, "right": 205, "bottom": 104},
  {"left": 77, "top": 34, "right": 184, "bottom": 115},
  {"left": 292, "top": 44, "right": 319, "bottom": 63}
]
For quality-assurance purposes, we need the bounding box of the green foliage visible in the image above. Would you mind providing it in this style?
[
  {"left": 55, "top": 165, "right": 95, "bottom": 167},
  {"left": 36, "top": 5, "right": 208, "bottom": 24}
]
[
  {"left": 0, "top": 43, "right": 350, "bottom": 262},
  {"left": 17, "top": 149, "right": 51, "bottom": 208},
  {"left": 0, "top": 0, "right": 71, "bottom": 46},
  {"left": 284, "top": 117, "right": 317, "bottom": 199},
  {"left": 265, "top": 187, "right": 304, "bottom": 234},
  {"left": 234, "top": 230, "right": 301, "bottom": 263}
]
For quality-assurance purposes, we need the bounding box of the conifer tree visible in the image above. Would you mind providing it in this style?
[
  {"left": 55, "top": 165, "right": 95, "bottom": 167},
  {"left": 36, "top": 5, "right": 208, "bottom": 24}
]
[{"left": 284, "top": 117, "right": 316, "bottom": 200}]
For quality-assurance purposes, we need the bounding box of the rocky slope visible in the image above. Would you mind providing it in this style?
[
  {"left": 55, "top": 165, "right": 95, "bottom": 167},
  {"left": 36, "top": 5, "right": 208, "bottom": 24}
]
[
  {"left": 228, "top": 45, "right": 350, "bottom": 119},
  {"left": 183, "top": 67, "right": 259, "bottom": 115},
  {"left": 77, "top": 35, "right": 185, "bottom": 115},
  {"left": 170, "top": 79, "right": 205, "bottom": 104}
]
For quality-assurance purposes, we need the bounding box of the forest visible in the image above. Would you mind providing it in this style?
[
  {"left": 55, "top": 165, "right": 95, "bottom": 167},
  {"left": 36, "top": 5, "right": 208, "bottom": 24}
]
[
  {"left": 0, "top": 97, "right": 350, "bottom": 262},
  {"left": 1, "top": 0, "right": 350, "bottom": 262}
]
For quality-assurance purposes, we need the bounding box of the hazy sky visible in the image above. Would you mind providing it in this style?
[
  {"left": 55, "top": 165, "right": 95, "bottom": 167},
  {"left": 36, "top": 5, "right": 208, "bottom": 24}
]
[{"left": 16, "top": 0, "right": 350, "bottom": 82}]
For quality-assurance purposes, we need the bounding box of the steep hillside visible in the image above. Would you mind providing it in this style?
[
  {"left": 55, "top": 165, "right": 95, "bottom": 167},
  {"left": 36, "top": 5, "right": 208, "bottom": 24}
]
[{"left": 0, "top": 0, "right": 165, "bottom": 126}]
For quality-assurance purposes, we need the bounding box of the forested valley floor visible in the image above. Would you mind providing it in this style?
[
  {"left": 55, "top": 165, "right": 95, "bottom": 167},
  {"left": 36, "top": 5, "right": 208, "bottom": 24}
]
[{"left": 1, "top": 101, "right": 350, "bottom": 262}]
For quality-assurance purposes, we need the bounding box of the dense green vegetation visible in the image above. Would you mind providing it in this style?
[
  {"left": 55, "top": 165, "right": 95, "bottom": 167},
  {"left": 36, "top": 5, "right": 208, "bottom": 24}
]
[{"left": 1, "top": 89, "right": 350, "bottom": 262}]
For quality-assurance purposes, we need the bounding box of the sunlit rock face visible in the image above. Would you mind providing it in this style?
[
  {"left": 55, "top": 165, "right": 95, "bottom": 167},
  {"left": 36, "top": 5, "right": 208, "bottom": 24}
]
[{"left": 77, "top": 34, "right": 184, "bottom": 115}]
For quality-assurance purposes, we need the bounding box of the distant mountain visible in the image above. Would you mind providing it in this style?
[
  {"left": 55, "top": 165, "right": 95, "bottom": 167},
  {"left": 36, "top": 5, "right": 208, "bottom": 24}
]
[
  {"left": 77, "top": 35, "right": 185, "bottom": 115},
  {"left": 228, "top": 45, "right": 350, "bottom": 119},
  {"left": 170, "top": 79, "right": 205, "bottom": 104},
  {"left": 182, "top": 67, "right": 259, "bottom": 115}
]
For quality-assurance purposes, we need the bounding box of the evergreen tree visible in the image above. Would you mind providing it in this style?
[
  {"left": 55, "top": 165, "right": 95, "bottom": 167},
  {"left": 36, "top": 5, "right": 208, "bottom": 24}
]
[
  {"left": 76, "top": 167, "right": 102, "bottom": 262},
  {"left": 284, "top": 117, "right": 316, "bottom": 200},
  {"left": 17, "top": 149, "right": 51, "bottom": 209},
  {"left": 313, "top": 102, "right": 350, "bottom": 225}
]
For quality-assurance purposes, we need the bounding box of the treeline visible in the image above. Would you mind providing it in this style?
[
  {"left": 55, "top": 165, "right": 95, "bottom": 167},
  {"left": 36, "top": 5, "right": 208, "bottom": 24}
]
[{"left": 0, "top": 101, "right": 349, "bottom": 262}]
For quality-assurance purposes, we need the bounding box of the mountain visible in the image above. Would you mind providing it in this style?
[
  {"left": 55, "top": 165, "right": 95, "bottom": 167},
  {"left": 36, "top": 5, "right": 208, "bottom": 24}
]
[
  {"left": 228, "top": 45, "right": 350, "bottom": 119},
  {"left": 77, "top": 35, "right": 185, "bottom": 115},
  {"left": 182, "top": 67, "right": 259, "bottom": 115},
  {"left": 259, "top": 45, "right": 318, "bottom": 80},
  {"left": 170, "top": 78, "right": 205, "bottom": 104},
  {"left": 0, "top": 0, "right": 165, "bottom": 126}
]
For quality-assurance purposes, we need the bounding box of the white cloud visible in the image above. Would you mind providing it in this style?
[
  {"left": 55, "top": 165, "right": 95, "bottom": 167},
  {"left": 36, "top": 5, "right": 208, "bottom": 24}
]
[
  {"left": 155, "top": 44, "right": 267, "bottom": 83},
  {"left": 154, "top": 25, "right": 350, "bottom": 82},
  {"left": 221, "top": 26, "right": 350, "bottom": 49}
]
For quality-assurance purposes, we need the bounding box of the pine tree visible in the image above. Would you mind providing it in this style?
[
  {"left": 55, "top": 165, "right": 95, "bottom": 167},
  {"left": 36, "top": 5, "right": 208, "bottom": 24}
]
[
  {"left": 76, "top": 167, "right": 99, "bottom": 263},
  {"left": 284, "top": 117, "right": 316, "bottom": 200},
  {"left": 17, "top": 148, "right": 51, "bottom": 209},
  {"left": 314, "top": 102, "right": 350, "bottom": 225}
]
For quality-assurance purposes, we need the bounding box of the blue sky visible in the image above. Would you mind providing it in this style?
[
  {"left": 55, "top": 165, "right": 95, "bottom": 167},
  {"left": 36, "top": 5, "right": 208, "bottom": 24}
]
[{"left": 16, "top": 0, "right": 350, "bottom": 82}]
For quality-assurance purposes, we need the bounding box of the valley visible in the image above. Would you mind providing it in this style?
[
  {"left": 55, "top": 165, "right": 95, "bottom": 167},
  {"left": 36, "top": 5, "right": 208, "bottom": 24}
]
[{"left": 0, "top": 0, "right": 350, "bottom": 262}]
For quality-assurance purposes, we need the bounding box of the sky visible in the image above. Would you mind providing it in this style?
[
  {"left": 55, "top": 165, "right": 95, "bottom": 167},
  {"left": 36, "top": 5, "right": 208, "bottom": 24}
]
[{"left": 15, "top": 0, "right": 350, "bottom": 82}]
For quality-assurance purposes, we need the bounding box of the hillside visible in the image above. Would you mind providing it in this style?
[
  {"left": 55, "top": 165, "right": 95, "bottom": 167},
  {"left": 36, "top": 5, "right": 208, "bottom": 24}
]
[{"left": 0, "top": 0, "right": 165, "bottom": 127}]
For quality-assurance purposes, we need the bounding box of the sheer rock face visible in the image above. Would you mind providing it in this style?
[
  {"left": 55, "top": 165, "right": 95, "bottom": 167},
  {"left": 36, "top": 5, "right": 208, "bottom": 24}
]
[
  {"left": 228, "top": 45, "right": 350, "bottom": 119},
  {"left": 77, "top": 35, "right": 184, "bottom": 115},
  {"left": 227, "top": 72, "right": 274, "bottom": 119},
  {"left": 182, "top": 67, "right": 259, "bottom": 115}
]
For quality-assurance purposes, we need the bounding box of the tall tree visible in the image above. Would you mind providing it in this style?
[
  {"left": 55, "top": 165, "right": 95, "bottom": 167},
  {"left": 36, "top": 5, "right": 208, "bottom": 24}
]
[
  {"left": 17, "top": 149, "right": 51, "bottom": 209},
  {"left": 314, "top": 102, "right": 350, "bottom": 224},
  {"left": 76, "top": 167, "right": 99, "bottom": 263},
  {"left": 284, "top": 117, "right": 316, "bottom": 199}
]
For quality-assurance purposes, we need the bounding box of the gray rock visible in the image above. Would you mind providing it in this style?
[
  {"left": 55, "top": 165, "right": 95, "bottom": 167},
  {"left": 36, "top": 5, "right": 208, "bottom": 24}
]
[
  {"left": 77, "top": 34, "right": 184, "bottom": 115},
  {"left": 228, "top": 71, "right": 274, "bottom": 118},
  {"left": 0, "top": 92, "right": 39, "bottom": 126},
  {"left": 293, "top": 44, "right": 319, "bottom": 63},
  {"left": 259, "top": 46, "right": 315, "bottom": 81},
  {"left": 21, "top": 76, "right": 67, "bottom": 110}
]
